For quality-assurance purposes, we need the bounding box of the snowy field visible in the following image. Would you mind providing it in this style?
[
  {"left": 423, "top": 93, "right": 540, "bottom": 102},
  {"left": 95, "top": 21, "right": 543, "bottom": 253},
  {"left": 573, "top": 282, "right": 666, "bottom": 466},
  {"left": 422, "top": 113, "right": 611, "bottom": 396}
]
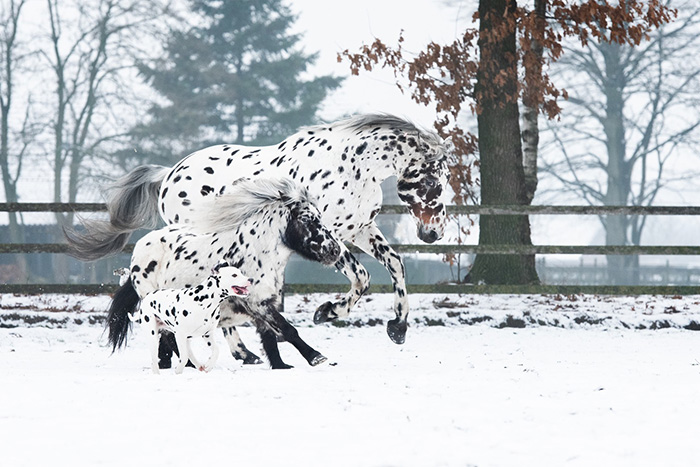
[{"left": 2, "top": 292, "right": 700, "bottom": 467}]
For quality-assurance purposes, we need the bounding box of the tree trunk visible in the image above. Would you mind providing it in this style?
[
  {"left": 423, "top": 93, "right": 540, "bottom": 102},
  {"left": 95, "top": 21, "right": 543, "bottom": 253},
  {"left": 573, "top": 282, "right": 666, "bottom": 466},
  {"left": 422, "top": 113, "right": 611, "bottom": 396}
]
[
  {"left": 600, "top": 43, "right": 634, "bottom": 285},
  {"left": 521, "top": 0, "right": 545, "bottom": 204},
  {"left": 468, "top": 0, "right": 539, "bottom": 285}
]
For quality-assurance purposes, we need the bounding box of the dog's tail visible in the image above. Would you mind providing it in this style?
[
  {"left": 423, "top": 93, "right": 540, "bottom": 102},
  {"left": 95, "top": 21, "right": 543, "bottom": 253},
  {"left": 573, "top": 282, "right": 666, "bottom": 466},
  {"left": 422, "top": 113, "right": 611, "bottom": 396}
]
[{"left": 107, "top": 278, "right": 140, "bottom": 352}]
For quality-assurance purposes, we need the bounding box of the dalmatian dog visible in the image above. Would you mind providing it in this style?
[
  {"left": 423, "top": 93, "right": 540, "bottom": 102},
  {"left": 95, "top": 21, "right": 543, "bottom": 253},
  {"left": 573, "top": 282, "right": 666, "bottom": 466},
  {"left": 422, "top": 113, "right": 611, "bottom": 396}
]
[{"left": 130, "top": 264, "right": 252, "bottom": 374}]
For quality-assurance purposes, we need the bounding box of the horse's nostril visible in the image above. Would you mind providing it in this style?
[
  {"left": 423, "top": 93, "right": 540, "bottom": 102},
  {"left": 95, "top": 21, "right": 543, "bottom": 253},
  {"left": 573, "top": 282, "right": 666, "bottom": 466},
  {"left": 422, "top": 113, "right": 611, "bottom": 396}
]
[{"left": 428, "top": 230, "right": 439, "bottom": 242}]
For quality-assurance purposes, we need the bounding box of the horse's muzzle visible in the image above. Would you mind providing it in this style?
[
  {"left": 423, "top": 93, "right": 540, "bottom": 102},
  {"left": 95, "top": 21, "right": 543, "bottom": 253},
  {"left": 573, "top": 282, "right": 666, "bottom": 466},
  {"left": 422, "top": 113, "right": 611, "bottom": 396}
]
[{"left": 417, "top": 226, "right": 440, "bottom": 244}]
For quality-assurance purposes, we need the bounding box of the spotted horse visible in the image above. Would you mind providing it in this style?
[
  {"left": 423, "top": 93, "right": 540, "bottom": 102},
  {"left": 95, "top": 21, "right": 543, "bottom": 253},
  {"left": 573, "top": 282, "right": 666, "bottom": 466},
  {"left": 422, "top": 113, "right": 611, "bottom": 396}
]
[
  {"left": 64, "top": 114, "right": 451, "bottom": 350},
  {"left": 106, "top": 178, "right": 342, "bottom": 369}
]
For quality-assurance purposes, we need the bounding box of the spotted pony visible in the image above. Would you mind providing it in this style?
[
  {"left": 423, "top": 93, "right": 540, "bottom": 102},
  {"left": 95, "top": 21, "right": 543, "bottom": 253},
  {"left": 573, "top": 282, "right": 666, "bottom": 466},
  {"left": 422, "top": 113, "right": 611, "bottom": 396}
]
[
  {"left": 107, "top": 178, "right": 342, "bottom": 369},
  {"left": 65, "top": 114, "right": 451, "bottom": 348}
]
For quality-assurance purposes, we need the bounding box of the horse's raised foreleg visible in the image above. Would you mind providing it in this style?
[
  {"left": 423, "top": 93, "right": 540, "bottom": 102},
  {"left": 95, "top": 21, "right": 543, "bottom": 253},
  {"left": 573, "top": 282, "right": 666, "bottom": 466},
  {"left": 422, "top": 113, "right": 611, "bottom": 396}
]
[
  {"left": 313, "top": 244, "right": 370, "bottom": 324},
  {"left": 351, "top": 225, "right": 409, "bottom": 345}
]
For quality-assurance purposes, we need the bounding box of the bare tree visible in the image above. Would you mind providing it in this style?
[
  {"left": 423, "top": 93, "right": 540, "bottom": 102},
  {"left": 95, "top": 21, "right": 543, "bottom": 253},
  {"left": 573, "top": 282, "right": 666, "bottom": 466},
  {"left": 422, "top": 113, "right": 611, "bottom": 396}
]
[
  {"left": 540, "top": 1, "right": 700, "bottom": 284},
  {"left": 0, "top": 0, "right": 38, "bottom": 280},
  {"left": 41, "top": 0, "right": 168, "bottom": 279}
]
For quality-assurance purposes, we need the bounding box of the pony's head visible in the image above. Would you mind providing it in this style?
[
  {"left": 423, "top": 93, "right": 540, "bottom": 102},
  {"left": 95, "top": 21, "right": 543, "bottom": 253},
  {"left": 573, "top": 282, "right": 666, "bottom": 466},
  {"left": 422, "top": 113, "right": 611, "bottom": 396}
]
[
  {"left": 397, "top": 134, "right": 450, "bottom": 244},
  {"left": 283, "top": 197, "right": 342, "bottom": 265}
]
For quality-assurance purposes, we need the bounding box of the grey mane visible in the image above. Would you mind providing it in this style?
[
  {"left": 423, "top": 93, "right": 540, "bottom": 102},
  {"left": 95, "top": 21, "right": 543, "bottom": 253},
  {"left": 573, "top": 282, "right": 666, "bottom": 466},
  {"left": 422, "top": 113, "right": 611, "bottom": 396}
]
[
  {"left": 304, "top": 113, "right": 446, "bottom": 161},
  {"left": 190, "top": 178, "right": 309, "bottom": 233}
]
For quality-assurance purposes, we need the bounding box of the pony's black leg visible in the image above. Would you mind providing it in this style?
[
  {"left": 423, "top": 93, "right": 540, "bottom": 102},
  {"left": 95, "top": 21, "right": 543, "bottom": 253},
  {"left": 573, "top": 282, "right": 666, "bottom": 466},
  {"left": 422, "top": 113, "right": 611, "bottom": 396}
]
[
  {"left": 158, "top": 331, "right": 195, "bottom": 369},
  {"left": 270, "top": 310, "right": 327, "bottom": 367},
  {"left": 158, "top": 331, "right": 176, "bottom": 369},
  {"left": 259, "top": 329, "right": 293, "bottom": 370}
]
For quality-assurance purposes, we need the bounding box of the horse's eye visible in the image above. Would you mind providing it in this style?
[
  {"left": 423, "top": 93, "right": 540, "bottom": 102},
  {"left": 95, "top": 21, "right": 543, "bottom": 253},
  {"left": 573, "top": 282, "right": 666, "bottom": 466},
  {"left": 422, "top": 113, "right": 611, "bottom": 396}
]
[{"left": 425, "top": 178, "right": 437, "bottom": 189}]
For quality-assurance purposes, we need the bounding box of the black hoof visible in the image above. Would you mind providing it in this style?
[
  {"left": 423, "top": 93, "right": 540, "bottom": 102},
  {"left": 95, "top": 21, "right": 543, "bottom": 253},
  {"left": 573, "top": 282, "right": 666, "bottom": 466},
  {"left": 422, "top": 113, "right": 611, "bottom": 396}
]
[
  {"left": 313, "top": 301, "right": 338, "bottom": 324},
  {"left": 387, "top": 318, "right": 407, "bottom": 345},
  {"left": 158, "top": 358, "right": 172, "bottom": 370},
  {"left": 271, "top": 362, "right": 294, "bottom": 370},
  {"left": 308, "top": 353, "right": 328, "bottom": 367}
]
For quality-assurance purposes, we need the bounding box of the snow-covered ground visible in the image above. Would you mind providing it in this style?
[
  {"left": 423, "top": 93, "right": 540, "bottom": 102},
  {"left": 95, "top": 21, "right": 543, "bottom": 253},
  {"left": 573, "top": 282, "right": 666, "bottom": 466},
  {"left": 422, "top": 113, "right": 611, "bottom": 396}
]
[{"left": 2, "top": 292, "right": 700, "bottom": 467}]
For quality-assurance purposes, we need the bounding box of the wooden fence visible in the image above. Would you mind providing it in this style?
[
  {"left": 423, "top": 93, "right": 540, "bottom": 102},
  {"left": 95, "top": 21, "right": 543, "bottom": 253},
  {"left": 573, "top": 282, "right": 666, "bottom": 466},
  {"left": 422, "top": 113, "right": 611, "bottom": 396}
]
[{"left": 1, "top": 203, "right": 700, "bottom": 295}]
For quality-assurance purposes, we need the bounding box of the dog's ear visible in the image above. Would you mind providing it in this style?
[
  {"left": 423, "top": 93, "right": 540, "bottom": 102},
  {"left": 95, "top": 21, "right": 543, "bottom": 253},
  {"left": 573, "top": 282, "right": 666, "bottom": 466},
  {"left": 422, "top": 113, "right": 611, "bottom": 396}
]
[{"left": 212, "top": 261, "right": 229, "bottom": 274}]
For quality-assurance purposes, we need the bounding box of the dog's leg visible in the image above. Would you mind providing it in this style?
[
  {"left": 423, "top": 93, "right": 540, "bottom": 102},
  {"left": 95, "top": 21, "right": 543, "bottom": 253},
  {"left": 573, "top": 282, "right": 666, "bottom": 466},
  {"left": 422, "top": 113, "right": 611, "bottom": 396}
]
[
  {"left": 174, "top": 334, "right": 190, "bottom": 374},
  {"left": 202, "top": 332, "right": 219, "bottom": 372},
  {"left": 146, "top": 318, "right": 160, "bottom": 374}
]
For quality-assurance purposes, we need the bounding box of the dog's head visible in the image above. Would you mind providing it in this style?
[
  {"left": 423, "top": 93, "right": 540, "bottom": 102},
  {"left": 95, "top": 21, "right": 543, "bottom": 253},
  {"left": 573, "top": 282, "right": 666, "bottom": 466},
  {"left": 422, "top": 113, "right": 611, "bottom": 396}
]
[{"left": 212, "top": 263, "right": 253, "bottom": 297}]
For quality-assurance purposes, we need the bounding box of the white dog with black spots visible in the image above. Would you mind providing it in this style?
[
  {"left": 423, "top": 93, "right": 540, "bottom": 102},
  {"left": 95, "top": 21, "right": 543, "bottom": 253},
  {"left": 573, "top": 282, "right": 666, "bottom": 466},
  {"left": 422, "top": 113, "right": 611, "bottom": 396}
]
[{"left": 130, "top": 264, "right": 252, "bottom": 374}]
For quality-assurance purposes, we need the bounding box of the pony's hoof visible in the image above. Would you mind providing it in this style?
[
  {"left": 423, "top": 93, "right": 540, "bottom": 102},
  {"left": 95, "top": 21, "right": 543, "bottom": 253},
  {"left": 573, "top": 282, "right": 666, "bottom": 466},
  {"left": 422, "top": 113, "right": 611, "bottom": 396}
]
[
  {"left": 309, "top": 353, "right": 328, "bottom": 366},
  {"left": 271, "top": 362, "right": 294, "bottom": 370},
  {"left": 243, "top": 354, "right": 263, "bottom": 365},
  {"left": 234, "top": 351, "right": 263, "bottom": 365},
  {"left": 158, "top": 358, "right": 172, "bottom": 370},
  {"left": 314, "top": 302, "right": 338, "bottom": 324},
  {"left": 387, "top": 318, "right": 407, "bottom": 345}
]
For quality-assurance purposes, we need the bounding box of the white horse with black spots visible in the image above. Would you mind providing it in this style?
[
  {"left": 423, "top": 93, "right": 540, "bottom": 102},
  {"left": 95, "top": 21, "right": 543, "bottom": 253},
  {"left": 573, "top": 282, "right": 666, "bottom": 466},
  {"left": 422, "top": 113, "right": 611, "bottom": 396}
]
[
  {"left": 107, "top": 178, "right": 342, "bottom": 369},
  {"left": 132, "top": 264, "right": 252, "bottom": 374},
  {"left": 65, "top": 114, "right": 451, "bottom": 356}
]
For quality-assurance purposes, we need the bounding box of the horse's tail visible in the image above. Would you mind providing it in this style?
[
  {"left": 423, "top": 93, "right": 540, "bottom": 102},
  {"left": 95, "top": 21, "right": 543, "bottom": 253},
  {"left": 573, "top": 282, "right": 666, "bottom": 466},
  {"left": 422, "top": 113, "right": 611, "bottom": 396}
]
[
  {"left": 107, "top": 277, "right": 140, "bottom": 352},
  {"left": 63, "top": 165, "right": 170, "bottom": 261}
]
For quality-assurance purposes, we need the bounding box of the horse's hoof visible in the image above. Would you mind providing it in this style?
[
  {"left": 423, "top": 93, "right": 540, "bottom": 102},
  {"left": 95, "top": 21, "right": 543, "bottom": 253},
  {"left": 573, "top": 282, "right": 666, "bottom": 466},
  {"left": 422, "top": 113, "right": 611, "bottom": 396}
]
[
  {"left": 158, "top": 358, "right": 172, "bottom": 370},
  {"left": 271, "top": 362, "right": 294, "bottom": 370},
  {"left": 309, "top": 353, "right": 328, "bottom": 366},
  {"left": 243, "top": 354, "right": 263, "bottom": 365},
  {"left": 313, "top": 301, "right": 338, "bottom": 324},
  {"left": 387, "top": 318, "right": 407, "bottom": 345}
]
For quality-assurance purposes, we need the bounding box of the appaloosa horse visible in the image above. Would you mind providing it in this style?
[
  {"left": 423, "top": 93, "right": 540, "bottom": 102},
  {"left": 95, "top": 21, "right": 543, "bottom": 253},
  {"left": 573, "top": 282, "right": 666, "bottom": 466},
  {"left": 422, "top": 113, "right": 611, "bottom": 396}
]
[{"left": 65, "top": 114, "right": 450, "bottom": 350}]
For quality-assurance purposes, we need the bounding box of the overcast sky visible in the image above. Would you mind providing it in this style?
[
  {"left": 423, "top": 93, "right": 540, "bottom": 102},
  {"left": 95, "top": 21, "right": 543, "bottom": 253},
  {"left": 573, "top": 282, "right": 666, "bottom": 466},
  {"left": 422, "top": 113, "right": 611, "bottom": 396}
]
[{"left": 289, "top": 0, "right": 469, "bottom": 128}]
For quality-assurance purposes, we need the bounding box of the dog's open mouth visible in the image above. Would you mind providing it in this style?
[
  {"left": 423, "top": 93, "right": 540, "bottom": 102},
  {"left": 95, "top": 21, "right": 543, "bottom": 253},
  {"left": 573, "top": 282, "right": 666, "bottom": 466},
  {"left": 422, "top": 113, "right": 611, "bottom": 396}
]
[{"left": 231, "top": 286, "right": 249, "bottom": 296}]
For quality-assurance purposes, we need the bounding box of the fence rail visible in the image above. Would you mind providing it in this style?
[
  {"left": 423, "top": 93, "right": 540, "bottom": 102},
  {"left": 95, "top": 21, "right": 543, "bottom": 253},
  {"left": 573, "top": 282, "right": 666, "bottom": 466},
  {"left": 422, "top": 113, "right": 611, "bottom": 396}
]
[{"left": 2, "top": 203, "right": 699, "bottom": 296}]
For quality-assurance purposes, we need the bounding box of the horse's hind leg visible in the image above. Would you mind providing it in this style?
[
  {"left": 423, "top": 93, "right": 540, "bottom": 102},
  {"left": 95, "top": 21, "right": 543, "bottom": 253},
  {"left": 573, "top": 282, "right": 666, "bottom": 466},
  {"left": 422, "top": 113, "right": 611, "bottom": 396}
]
[
  {"left": 222, "top": 326, "right": 263, "bottom": 365},
  {"left": 158, "top": 330, "right": 176, "bottom": 369},
  {"left": 218, "top": 299, "right": 263, "bottom": 365}
]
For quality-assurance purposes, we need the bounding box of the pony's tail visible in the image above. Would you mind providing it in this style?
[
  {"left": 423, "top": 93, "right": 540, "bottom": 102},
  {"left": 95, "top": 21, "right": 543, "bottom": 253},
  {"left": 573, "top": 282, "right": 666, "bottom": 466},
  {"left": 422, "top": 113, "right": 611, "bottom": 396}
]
[
  {"left": 63, "top": 165, "right": 169, "bottom": 261},
  {"left": 107, "top": 278, "right": 140, "bottom": 352}
]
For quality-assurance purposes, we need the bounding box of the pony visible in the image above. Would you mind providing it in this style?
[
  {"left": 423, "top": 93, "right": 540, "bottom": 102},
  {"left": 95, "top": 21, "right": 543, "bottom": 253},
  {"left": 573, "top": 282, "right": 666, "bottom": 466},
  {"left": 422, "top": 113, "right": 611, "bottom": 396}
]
[
  {"left": 131, "top": 264, "right": 253, "bottom": 374},
  {"left": 65, "top": 114, "right": 451, "bottom": 347},
  {"left": 107, "top": 178, "right": 342, "bottom": 369}
]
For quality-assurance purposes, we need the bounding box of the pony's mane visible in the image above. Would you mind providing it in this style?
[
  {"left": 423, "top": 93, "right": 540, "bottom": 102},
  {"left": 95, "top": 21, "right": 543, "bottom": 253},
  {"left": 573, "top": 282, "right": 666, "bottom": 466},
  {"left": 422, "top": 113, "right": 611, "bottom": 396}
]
[
  {"left": 303, "top": 113, "right": 446, "bottom": 161},
  {"left": 189, "top": 178, "right": 309, "bottom": 233}
]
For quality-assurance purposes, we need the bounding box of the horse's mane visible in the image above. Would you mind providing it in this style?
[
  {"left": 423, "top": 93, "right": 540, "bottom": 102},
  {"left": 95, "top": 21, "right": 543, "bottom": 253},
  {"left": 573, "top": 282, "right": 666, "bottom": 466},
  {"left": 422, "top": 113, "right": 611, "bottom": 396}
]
[
  {"left": 303, "top": 113, "right": 446, "bottom": 161},
  {"left": 189, "top": 178, "right": 309, "bottom": 233}
]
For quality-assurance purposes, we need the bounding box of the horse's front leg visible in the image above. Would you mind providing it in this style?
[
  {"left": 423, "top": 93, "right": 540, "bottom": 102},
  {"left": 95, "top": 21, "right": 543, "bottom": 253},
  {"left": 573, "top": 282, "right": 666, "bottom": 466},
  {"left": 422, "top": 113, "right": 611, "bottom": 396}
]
[
  {"left": 257, "top": 296, "right": 327, "bottom": 368},
  {"left": 313, "top": 244, "right": 370, "bottom": 324},
  {"left": 351, "top": 225, "right": 409, "bottom": 345}
]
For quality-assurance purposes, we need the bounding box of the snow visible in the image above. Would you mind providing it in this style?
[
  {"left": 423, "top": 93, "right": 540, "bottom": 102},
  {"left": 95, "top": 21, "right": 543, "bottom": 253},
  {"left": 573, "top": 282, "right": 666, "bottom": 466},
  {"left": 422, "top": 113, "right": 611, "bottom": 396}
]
[{"left": 2, "top": 292, "right": 700, "bottom": 467}]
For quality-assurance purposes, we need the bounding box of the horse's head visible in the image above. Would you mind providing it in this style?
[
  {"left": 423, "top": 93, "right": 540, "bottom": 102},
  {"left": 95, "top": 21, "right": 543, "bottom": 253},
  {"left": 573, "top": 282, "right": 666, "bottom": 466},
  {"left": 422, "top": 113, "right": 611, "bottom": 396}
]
[
  {"left": 397, "top": 137, "right": 449, "bottom": 244},
  {"left": 283, "top": 200, "right": 342, "bottom": 265}
]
